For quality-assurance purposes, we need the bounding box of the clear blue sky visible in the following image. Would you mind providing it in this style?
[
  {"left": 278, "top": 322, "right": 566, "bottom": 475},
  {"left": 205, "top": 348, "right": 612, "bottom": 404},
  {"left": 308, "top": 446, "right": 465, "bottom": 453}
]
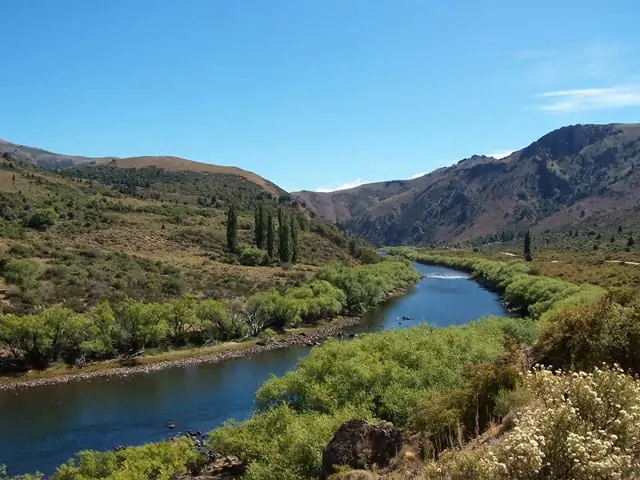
[{"left": 2, "top": 1, "right": 640, "bottom": 192}]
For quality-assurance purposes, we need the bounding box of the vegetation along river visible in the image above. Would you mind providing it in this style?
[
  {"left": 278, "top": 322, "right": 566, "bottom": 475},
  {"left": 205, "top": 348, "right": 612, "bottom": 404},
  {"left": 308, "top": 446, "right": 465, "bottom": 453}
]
[{"left": 0, "top": 263, "right": 511, "bottom": 476}]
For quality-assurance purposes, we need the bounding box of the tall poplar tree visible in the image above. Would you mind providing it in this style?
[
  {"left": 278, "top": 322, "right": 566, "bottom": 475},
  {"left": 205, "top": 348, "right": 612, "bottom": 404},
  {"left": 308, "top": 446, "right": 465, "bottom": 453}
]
[
  {"left": 226, "top": 204, "right": 238, "bottom": 253},
  {"left": 254, "top": 204, "right": 265, "bottom": 249},
  {"left": 278, "top": 208, "right": 292, "bottom": 263},
  {"left": 523, "top": 230, "right": 532, "bottom": 261},
  {"left": 290, "top": 215, "right": 299, "bottom": 263},
  {"left": 266, "top": 212, "right": 276, "bottom": 259}
]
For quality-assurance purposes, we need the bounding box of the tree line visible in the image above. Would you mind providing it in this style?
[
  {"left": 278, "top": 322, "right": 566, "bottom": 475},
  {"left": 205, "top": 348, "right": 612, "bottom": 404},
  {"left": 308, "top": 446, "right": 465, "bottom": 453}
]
[
  {"left": 225, "top": 203, "right": 300, "bottom": 264},
  {"left": 0, "top": 259, "right": 419, "bottom": 370}
]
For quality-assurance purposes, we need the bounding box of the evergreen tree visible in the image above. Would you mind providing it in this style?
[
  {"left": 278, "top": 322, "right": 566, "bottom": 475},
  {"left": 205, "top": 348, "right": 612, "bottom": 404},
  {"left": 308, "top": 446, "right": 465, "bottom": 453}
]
[
  {"left": 619, "top": 225, "right": 624, "bottom": 234},
  {"left": 226, "top": 204, "right": 238, "bottom": 253},
  {"left": 254, "top": 204, "right": 266, "bottom": 249},
  {"left": 628, "top": 235, "right": 635, "bottom": 248},
  {"left": 266, "top": 212, "right": 275, "bottom": 259},
  {"left": 610, "top": 235, "right": 616, "bottom": 243},
  {"left": 278, "top": 208, "right": 292, "bottom": 263},
  {"left": 290, "top": 215, "right": 299, "bottom": 263},
  {"left": 348, "top": 238, "right": 358, "bottom": 257},
  {"left": 523, "top": 230, "right": 532, "bottom": 261}
]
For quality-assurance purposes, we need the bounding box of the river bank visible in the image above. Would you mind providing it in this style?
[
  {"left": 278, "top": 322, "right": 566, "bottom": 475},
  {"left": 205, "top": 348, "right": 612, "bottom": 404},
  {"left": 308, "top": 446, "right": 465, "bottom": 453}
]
[
  {"left": 0, "top": 286, "right": 416, "bottom": 392},
  {"left": 0, "top": 316, "right": 362, "bottom": 392}
]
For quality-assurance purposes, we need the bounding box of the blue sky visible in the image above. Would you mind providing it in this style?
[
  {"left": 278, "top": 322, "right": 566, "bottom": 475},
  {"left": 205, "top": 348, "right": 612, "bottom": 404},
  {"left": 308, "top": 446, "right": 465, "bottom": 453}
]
[{"left": 2, "top": 0, "right": 640, "bottom": 192}]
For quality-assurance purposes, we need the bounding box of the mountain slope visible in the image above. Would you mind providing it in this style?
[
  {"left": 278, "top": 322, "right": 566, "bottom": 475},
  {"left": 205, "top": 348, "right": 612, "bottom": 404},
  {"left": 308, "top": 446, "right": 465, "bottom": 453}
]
[
  {"left": 0, "top": 146, "right": 357, "bottom": 314},
  {"left": 294, "top": 123, "right": 640, "bottom": 245},
  {"left": 0, "top": 140, "right": 282, "bottom": 196}
]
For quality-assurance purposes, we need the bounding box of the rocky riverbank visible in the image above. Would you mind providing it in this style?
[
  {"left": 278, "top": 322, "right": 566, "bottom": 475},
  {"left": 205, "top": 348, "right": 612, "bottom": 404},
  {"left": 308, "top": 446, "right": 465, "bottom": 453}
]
[{"left": 0, "top": 316, "right": 364, "bottom": 392}]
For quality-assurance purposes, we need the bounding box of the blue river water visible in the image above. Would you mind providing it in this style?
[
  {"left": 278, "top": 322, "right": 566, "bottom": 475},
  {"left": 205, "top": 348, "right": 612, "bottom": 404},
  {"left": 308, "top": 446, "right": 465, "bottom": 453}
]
[{"left": 0, "top": 263, "right": 509, "bottom": 475}]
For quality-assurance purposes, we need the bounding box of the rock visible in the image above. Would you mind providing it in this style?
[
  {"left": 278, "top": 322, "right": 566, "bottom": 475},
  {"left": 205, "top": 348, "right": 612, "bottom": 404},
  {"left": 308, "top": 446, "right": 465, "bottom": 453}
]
[{"left": 321, "top": 419, "right": 404, "bottom": 478}]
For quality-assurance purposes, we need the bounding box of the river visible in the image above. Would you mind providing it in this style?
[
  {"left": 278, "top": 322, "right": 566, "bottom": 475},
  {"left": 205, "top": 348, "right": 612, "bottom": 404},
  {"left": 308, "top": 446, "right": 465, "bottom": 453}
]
[{"left": 0, "top": 263, "right": 510, "bottom": 476}]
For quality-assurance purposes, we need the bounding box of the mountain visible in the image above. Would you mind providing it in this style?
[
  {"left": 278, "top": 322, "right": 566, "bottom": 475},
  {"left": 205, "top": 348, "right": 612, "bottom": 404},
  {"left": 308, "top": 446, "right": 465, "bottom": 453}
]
[
  {"left": 294, "top": 123, "right": 640, "bottom": 246},
  {"left": 0, "top": 140, "right": 282, "bottom": 196}
]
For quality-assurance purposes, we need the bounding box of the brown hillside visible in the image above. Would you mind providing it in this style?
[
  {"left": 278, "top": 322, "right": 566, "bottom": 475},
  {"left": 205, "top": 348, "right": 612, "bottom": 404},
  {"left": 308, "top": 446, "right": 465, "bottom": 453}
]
[
  {"left": 294, "top": 123, "right": 640, "bottom": 246},
  {"left": 108, "top": 156, "right": 284, "bottom": 196}
]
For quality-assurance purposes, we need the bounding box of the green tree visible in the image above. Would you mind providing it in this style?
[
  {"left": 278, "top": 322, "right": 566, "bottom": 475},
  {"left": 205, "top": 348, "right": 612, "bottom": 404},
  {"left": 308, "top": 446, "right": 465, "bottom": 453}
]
[
  {"left": 278, "top": 208, "right": 292, "bottom": 263},
  {"left": 628, "top": 235, "right": 635, "bottom": 248},
  {"left": 116, "top": 300, "right": 168, "bottom": 352},
  {"left": 82, "top": 301, "right": 119, "bottom": 359},
  {"left": 26, "top": 207, "right": 58, "bottom": 230},
  {"left": 290, "top": 215, "right": 299, "bottom": 264},
  {"left": 254, "top": 204, "right": 265, "bottom": 249},
  {"left": 167, "top": 297, "right": 197, "bottom": 345},
  {"left": 226, "top": 204, "right": 238, "bottom": 253},
  {"left": 0, "top": 307, "right": 90, "bottom": 369},
  {"left": 523, "top": 230, "right": 532, "bottom": 261},
  {"left": 266, "top": 212, "right": 276, "bottom": 260},
  {"left": 1, "top": 258, "right": 40, "bottom": 290}
]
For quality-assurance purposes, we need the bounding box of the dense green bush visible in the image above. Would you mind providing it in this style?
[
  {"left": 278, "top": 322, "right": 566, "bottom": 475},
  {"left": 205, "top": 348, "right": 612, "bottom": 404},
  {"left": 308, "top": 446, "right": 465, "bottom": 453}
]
[
  {"left": 238, "top": 245, "right": 268, "bottom": 266},
  {"left": 26, "top": 207, "right": 58, "bottom": 230},
  {"left": 254, "top": 317, "right": 534, "bottom": 426},
  {"left": 209, "top": 405, "right": 367, "bottom": 480},
  {"left": 51, "top": 437, "right": 202, "bottom": 480},
  {"left": 537, "top": 290, "right": 640, "bottom": 373},
  {"left": 315, "top": 259, "right": 420, "bottom": 314}
]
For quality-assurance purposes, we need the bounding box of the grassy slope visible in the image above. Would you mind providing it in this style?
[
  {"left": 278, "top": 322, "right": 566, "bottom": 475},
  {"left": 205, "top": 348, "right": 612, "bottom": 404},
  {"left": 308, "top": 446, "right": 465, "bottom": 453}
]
[{"left": 0, "top": 156, "right": 354, "bottom": 313}]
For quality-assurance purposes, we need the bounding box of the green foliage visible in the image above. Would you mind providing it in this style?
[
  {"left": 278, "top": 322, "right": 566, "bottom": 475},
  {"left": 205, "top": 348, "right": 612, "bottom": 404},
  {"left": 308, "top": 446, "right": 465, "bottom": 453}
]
[
  {"left": 290, "top": 215, "right": 299, "bottom": 264},
  {"left": 245, "top": 279, "right": 347, "bottom": 331},
  {"left": 0, "top": 258, "right": 41, "bottom": 290},
  {"left": 0, "top": 261, "right": 417, "bottom": 370},
  {"left": 226, "top": 204, "right": 238, "bottom": 253},
  {"left": 61, "top": 165, "right": 274, "bottom": 210},
  {"left": 255, "top": 317, "right": 531, "bottom": 426},
  {"left": 0, "top": 306, "right": 93, "bottom": 369},
  {"left": 315, "top": 258, "right": 420, "bottom": 314},
  {"left": 209, "top": 405, "right": 366, "bottom": 480},
  {"left": 266, "top": 212, "right": 275, "bottom": 259},
  {"left": 26, "top": 207, "right": 58, "bottom": 230},
  {"left": 537, "top": 290, "right": 640, "bottom": 373},
  {"left": 278, "top": 208, "right": 292, "bottom": 263},
  {"left": 254, "top": 203, "right": 267, "bottom": 249},
  {"left": 524, "top": 229, "right": 532, "bottom": 260},
  {"left": 238, "top": 245, "right": 267, "bottom": 266},
  {"left": 51, "top": 437, "right": 202, "bottom": 480}
]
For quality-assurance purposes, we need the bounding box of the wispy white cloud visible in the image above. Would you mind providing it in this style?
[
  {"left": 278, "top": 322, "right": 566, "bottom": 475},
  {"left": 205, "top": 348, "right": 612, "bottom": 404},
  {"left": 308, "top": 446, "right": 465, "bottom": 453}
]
[
  {"left": 315, "top": 178, "right": 370, "bottom": 193},
  {"left": 536, "top": 85, "right": 640, "bottom": 113},
  {"left": 409, "top": 172, "right": 426, "bottom": 179},
  {"left": 485, "top": 150, "right": 514, "bottom": 159},
  {"left": 518, "top": 39, "right": 634, "bottom": 86}
]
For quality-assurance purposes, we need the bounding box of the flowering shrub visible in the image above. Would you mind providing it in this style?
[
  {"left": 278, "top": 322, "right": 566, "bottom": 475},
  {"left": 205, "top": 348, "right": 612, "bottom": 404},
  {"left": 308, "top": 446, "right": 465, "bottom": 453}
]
[{"left": 428, "top": 365, "right": 640, "bottom": 479}]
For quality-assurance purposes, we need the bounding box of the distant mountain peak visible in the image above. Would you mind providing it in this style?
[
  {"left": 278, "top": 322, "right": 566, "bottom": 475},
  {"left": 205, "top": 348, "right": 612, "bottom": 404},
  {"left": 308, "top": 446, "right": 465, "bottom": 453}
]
[{"left": 294, "top": 122, "right": 640, "bottom": 245}]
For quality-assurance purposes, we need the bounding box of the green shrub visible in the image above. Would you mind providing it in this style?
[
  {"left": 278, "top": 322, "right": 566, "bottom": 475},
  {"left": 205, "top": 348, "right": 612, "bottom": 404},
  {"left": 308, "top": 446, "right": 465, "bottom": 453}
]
[
  {"left": 238, "top": 245, "right": 267, "bottom": 266},
  {"left": 26, "top": 207, "right": 58, "bottom": 230},
  {"left": 209, "top": 404, "right": 368, "bottom": 480},
  {"left": 255, "top": 316, "right": 531, "bottom": 426},
  {"left": 52, "top": 437, "right": 202, "bottom": 480}
]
